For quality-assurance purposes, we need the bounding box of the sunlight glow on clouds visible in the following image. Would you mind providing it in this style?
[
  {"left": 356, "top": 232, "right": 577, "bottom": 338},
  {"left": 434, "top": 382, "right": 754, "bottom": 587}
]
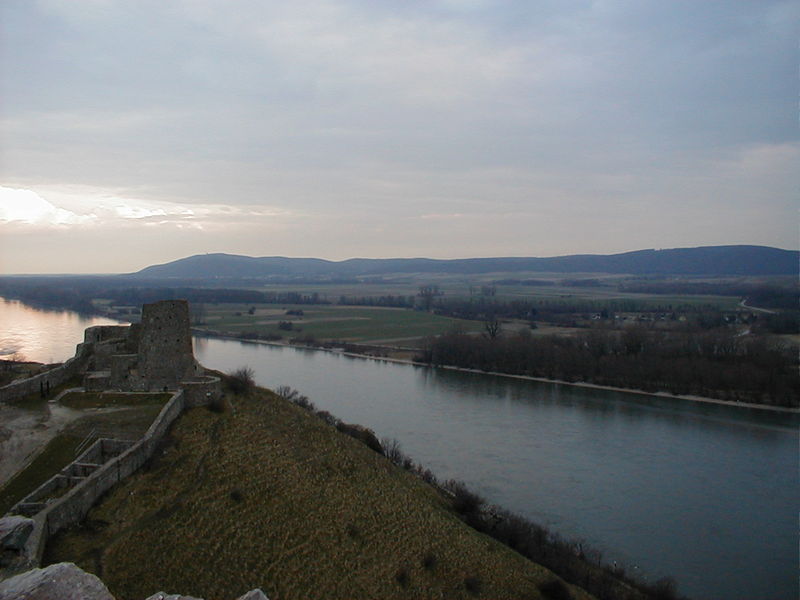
[
  {"left": 0, "top": 187, "right": 96, "bottom": 226},
  {"left": 0, "top": 185, "right": 295, "bottom": 232}
]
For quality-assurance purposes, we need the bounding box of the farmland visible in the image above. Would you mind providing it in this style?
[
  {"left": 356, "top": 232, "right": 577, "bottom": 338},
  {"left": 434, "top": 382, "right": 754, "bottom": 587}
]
[
  {"left": 194, "top": 303, "right": 486, "bottom": 345},
  {"left": 44, "top": 387, "right": 591, "bottom": 600}
]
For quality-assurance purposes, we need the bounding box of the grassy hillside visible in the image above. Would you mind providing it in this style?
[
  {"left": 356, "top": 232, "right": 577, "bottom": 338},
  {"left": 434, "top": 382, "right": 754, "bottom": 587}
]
[{"left": 44, "top": 387, "right": 592, "bottom": 600}]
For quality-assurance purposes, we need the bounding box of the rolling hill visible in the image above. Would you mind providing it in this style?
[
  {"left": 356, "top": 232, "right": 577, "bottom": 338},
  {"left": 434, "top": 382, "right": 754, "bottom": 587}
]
[{"left": 131, "top": 245, "right": 799, "bottom": 279}]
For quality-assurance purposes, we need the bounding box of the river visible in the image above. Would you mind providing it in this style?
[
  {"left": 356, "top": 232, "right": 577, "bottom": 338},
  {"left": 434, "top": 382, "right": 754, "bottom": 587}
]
[{"left": 2, "top": 299, "right": 798, "bottom": 599}]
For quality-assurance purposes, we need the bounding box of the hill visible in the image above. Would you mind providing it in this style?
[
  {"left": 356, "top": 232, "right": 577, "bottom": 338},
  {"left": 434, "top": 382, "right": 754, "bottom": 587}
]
[
  {"left": 131, "top": 246, "right": 799, "bottom": 279},
  {"left": 44, "top": 386, "right": 596, "bottom": 600}
]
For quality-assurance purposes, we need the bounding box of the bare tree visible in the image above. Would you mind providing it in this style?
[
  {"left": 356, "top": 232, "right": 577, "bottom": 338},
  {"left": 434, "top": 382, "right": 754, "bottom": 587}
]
[
  {"left": 417, "top": 285, "right": 442, "bottom": 311},
  {"left": 484, "top": 317, "right": 501, "bottom": 339}
]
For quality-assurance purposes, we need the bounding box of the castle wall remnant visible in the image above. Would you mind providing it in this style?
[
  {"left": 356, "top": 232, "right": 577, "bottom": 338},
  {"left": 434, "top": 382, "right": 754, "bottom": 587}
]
[{"left": 137, "top": 300, "right": 200, "bottom": 390}]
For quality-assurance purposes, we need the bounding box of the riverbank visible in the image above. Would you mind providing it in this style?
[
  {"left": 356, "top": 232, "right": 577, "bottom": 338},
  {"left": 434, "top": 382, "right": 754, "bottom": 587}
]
[{"left": 196, "top": 331, "right": 800, "bottom": 414}]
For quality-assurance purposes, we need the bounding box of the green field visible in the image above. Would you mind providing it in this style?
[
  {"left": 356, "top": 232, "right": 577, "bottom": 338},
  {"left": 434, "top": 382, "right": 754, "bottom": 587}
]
[
  {"left": 0, "top": 434, "right": 83, "bottom": 515},
  {"left": 45, "top": 388, "right": 592, "bottom": 600},
  {"left": 197, "top": 304, "right": 485, "bottom": 344},
  {"left": 241, "top": 273, "right": 745, "bottom": 309}
]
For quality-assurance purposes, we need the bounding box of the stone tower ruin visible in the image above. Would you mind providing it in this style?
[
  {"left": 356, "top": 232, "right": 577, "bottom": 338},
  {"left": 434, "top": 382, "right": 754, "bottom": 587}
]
[
  {"left": 137, "top": 299, "right": 198, "bottom": 389},
  {"left": 82, "top": 299, "right": 202, "bottom": 392}
]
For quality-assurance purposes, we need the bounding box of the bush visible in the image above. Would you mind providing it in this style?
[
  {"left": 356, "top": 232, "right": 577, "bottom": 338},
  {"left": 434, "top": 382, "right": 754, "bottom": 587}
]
[
  {"left": 336, "top": 422, "right": 384, "bottom": 454},
  {"left": 445, "top": 480, "right": 485, "bottom": 517},
  {"left": 394, "top": 567, "right": 410, "bottom": 589},
  {"left": 464, "top": 576, "right": 482, "bottom": 595},
  {"left": 226, "top": 367, "right": 255, "bottom": 395},
  {"left": 275, "top": 386, "right": 316, "bottom": 411},
  {"left": 382, "top": 438, "right": 406, "bottom": 465},
  {"left": 538, "top": 579, "right": 573, "bottom": 600},
  {"left": 421, "top": 553, "right": 437, "bottom": 571}
]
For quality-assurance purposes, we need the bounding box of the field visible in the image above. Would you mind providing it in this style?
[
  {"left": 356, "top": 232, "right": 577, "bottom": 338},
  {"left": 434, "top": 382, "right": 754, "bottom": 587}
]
[
  {"left": 238, "top": 273, "right": 745, "bottom": 309},
  {"left": 196, "top": 304, "right": 486, "bottom": 345},
  {"left": 44, "top": 388, "right": 591, "bottom": 600}
]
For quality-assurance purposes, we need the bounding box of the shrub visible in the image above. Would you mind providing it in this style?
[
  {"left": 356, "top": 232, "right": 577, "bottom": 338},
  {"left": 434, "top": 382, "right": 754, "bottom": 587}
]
[
  {"left": 345, "top": 523, "right": 359, "bottom": 539},
  {"left": 394, "top": 567, "right": 410, "bottom": 589},
  {"left": 226, "top": 367, "right": 255, "bottom": 395},
  {"left": 463, "top": 576, "right": 482, "bottom": 595},
  {"left": 421, "top": 553, "right": 437, "bottom": 571},
  {"left": 275, "top": 386, "right": 315, "bottom": 411},
  {"left": 538, "top": 579, "right": 573, "bottom": 600},
  {"left": 336, "top": 423, "right": 384, "bottom": 455},
  {"left": 445, "top": 480, "right": 485, "bottom": 517},
  {"left": 208, "top": 394, "right": 226, "bottom": 413},
  {"left": 382, "top": 438, "right": 406, "bottom": 465},
  {"left": 230, "top": 488, "right": 245, "bottom": 503}
]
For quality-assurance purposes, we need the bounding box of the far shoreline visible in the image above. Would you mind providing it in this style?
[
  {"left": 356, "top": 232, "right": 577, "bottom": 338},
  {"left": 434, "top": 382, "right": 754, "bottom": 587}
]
[{"left": 194, "top": 330, "right": 800, "bottom": 415}]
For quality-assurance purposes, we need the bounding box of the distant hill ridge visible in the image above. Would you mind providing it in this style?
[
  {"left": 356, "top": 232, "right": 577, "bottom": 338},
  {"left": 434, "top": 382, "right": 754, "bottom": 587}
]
[{"left": 132, "top": 245, "right": 799, "bottom": 278}]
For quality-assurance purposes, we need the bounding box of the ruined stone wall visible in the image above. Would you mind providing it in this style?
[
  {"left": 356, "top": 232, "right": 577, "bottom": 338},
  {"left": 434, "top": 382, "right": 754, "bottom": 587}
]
[
  {"left": 83, "top": 326, "right": 130, "bottom": 345},
  {"left": 137, "top": 300, "right": 199, "bottom": 390},
  {"left": 110, "top": 354, "right": 139, "bottom": 389},
  {"left": 14, "top": 390, "right": 187, "bottom": 567},
  {"left": 0, "top": 348, "right": 90, "bottom": 404},
  {"left": 181, "top": 375, "right": 222, "bottom": 407}
]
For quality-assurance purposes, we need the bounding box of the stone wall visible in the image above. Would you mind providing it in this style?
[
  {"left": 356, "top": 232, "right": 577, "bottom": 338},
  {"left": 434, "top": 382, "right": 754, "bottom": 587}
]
[
  {"left": 14, "top": 390, "right": 187, "bottom": 569},
  {"left": 181, "top": 375, "right": 222, "bottom": 407},
  {"left": 0, "top": 348, "right": 89, "bottom": 404}
]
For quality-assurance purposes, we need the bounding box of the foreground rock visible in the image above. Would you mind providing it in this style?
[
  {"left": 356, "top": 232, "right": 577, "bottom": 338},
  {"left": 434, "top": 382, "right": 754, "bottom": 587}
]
[
  {"left": 0, "top": 562, "right": 113, "bottom": 600},
  {"left": 0, "top": 516, "right": 33, "bottom": 551},
  {"left": 146, "top": 591, "right": 268, "bottom": 600},
  {"left": 0, "top": 562, "right": 269, "bottom": 600}
]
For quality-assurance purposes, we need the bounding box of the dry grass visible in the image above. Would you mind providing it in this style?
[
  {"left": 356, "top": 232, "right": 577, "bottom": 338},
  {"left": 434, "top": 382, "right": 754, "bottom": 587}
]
[
  {"left": 44, "top": 388, "right": 591, "bottom": 600},
  {"left": 59, "top": 391, "right": 172, "bottom": 410}
]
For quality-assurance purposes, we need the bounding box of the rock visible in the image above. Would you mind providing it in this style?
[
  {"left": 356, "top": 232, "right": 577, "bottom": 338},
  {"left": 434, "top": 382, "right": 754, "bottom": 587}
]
[
  {"left": 0, "top": 516, "right": 34, "bottom": 551},
  {"left": 144, "top": 594, "right": 204, "bottom": 600},
  {"left": 144, "top": 591, "right": 268, "bottom": 600},
  {"left": 237, "top": 591, "right": 269, "bottom": 600},
  {"left": 0, "top": 562, "right": 113, "bottom": 600}
]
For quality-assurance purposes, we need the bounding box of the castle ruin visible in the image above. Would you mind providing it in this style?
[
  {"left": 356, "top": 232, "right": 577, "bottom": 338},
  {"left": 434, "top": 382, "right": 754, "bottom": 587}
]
[{"left": 83, "top": 299, "right": 207, "bottom": 395}]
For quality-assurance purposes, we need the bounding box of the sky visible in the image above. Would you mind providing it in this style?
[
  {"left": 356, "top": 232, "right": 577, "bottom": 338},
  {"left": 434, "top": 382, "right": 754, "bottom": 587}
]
[{"left": 0, "top": 0, "right": 797, "bottom": 274}]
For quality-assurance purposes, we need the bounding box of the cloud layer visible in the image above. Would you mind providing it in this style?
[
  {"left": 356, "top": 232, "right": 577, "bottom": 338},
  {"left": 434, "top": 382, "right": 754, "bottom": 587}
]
[{"left": 1, "top": 0, "right": 797, "bottom": 273}]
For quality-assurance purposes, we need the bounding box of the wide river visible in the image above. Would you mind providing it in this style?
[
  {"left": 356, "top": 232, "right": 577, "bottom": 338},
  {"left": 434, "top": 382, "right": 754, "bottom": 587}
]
[{"left": 2, "top": 299, "right": 798, "bottom": 599}]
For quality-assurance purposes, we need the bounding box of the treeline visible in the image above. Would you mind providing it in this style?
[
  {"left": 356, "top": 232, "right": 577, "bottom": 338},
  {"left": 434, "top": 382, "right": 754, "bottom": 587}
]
[
  {"left": 619, "top": 281, "right": 799, "bottom": 309},
  {"left": 417, "top": 329, "right": 799, "bottom": 407},
  {"left": 433, "top": 296, "right": 723, "bottom": 322},
  {"left": 338, "top": 294, "right": 416, "bottom": 308},
  {"left": 0, "top": 278, "right": 334, "bottom": 312}
]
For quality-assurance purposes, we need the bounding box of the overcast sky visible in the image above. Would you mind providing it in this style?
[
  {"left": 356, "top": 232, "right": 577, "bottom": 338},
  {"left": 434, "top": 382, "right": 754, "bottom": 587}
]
[{"left": 1, "top": 0, "right": 797, "bottom": 274}]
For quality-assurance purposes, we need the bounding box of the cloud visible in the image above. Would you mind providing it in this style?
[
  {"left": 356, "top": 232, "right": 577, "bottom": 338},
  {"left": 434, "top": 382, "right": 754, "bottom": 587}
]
[
  {"left": 0, "top": 187, "right": 95, "bottom": 226},
  {"left": 0, "top": 0, "right": 796, "bottom": 274}
]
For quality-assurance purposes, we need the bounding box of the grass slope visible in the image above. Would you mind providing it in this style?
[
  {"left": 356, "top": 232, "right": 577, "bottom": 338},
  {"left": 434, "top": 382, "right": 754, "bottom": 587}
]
[{"left": 45, "top": 388, "right": 590, "bottom": 600}]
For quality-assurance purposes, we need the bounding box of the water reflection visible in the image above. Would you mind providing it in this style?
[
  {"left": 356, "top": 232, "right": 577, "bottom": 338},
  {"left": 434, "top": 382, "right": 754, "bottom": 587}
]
[{"left": 0, "top": 298, "right": 122, "bottom": 363}]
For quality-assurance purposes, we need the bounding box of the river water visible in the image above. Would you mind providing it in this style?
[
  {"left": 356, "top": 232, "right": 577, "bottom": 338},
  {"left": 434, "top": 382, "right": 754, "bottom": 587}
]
[
  {"left": 0, "top": 298, "right": 121, "bottom": 363},
  {"left": 2, "top": 299, "right": 797, "bottom": 599}
]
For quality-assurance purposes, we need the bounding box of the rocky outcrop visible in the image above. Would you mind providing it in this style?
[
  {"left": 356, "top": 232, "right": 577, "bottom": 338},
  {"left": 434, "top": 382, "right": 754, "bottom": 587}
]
[
  {"left": 0, "top": 562, "right": 113, "bottom": 600},
  {"left": 0, "top": 516, "right": 33, "bottom": 551},
  {"left": 0, "top": 563, "right": 269, "bottom": 600}
]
